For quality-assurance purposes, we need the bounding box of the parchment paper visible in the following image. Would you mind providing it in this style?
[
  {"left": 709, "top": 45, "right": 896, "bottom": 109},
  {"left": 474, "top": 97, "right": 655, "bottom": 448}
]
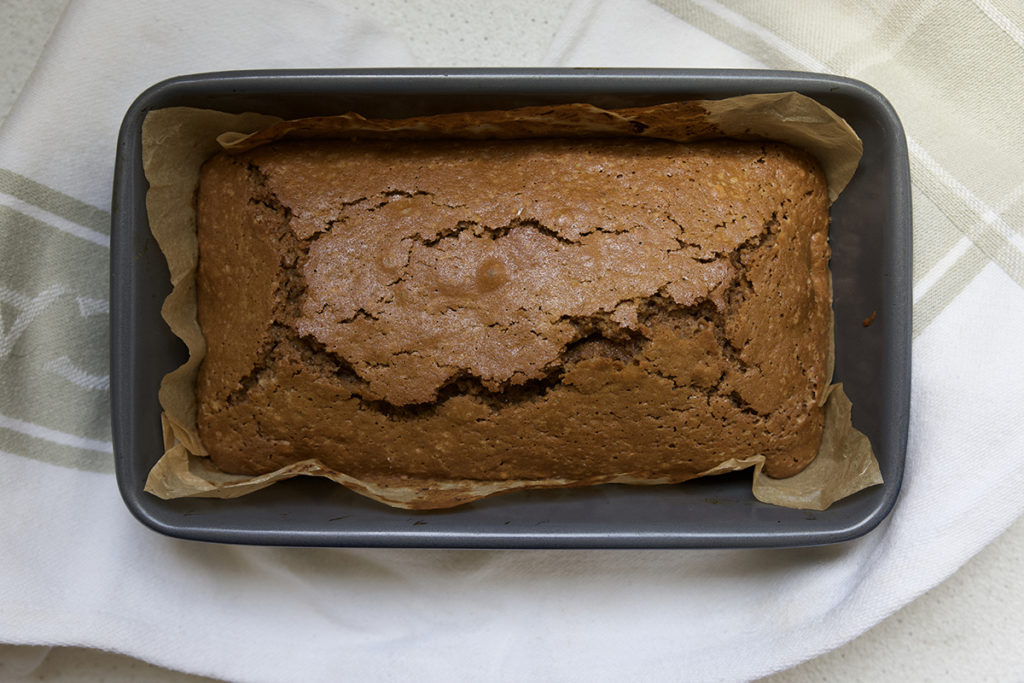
[{"left": 141, "top": 95, "right": 881, "bottom": 511}]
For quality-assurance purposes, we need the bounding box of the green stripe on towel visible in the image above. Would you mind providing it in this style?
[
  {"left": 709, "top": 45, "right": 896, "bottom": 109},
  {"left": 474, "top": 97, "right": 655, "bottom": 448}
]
[{"left": 0, "top": 168, "right": 110, "bottom": 236}]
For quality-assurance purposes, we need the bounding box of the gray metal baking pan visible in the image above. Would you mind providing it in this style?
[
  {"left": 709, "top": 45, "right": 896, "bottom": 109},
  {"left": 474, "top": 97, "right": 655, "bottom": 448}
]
[{"left": 111, "top": 68, "right": 910, "bottom": 549}]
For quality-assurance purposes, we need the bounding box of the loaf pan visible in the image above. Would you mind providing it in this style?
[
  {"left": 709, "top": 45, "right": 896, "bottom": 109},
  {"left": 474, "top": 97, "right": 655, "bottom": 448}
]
[{"left": 111, "top": 69, "right": 911, "bottom": 548}]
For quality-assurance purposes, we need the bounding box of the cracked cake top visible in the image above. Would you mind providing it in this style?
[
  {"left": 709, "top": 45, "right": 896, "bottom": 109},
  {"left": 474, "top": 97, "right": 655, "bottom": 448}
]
[
  {"left": 243, "top": 138, "right": 806, "bottom": 406},
  {"left": 194, "top": 135, "right": 831, "bottom": 506}
]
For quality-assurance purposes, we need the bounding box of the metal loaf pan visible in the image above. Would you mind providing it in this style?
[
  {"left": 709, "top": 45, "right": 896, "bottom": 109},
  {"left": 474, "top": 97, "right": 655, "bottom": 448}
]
[{"left": 111, "top": 69, "right": 911, "bottom": 548}]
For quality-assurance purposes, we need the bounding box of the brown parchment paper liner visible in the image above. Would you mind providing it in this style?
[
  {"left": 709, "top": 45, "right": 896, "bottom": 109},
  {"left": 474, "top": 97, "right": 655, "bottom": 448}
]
[{"left": 142, "top": 94, "right": 881, "bottom": 511}]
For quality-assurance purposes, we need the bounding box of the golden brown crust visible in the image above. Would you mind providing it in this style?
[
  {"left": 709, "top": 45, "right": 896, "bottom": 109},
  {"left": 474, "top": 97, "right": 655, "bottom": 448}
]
[{"left": 195, "top": 137, "right": 830, "bottom": 499}]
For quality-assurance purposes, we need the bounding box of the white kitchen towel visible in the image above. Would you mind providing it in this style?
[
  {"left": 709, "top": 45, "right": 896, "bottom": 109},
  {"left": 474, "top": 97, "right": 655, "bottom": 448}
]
[{"left": 2, "top": 1, "right": 1024, "bottom": 682}]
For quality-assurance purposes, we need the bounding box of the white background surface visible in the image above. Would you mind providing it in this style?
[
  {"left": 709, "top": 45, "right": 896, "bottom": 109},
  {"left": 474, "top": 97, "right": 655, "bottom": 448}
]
[{"left": 0, "top": 1, "right": 1021, "bottom": 681}]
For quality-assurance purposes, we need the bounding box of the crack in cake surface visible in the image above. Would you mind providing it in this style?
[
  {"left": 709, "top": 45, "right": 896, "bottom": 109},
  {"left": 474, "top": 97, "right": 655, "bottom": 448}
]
[{"left": 226, "top": 147, "right": 795, "bottom": 417}]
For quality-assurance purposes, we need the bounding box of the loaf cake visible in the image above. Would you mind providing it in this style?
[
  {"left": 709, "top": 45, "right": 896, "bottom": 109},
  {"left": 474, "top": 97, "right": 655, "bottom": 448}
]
[{"left": 194, "top": 136, "right": 831, "bottom": 507}]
